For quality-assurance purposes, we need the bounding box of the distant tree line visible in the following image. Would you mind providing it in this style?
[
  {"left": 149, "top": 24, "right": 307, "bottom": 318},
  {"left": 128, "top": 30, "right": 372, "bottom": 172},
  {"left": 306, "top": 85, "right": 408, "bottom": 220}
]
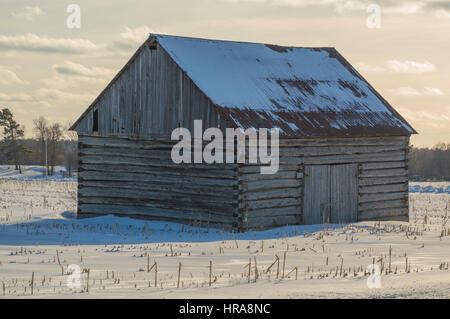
[
  {"left": 0, "top": 108, "right": 78, "bottom": 177},
  {"left": 409, "top": 143, "right": 450, "bottom": 181}
]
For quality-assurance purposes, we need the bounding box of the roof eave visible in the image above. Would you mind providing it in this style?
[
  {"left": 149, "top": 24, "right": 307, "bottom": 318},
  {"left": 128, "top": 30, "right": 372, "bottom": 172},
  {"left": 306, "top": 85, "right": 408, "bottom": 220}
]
[{"left": 326, "top": 48, "right": 417, "bottom": 135}]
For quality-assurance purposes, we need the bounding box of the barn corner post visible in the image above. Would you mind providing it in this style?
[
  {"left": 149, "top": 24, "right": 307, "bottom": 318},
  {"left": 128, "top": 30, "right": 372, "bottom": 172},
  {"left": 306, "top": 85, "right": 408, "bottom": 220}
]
[
  {"left": 356, "top": 161, "right": 362, "bottom": 222},
  {"left": 76, "top": 138, "right": 83, "bottom": 218},
  {"left": 405, "top": 135, "right": 411, "bottom": 222},
  {"left": 236, "top": 163, "right": 246, "bottom": 233},
  {"left": 295, "top": 162, "right": 304, "bottom": 225}
]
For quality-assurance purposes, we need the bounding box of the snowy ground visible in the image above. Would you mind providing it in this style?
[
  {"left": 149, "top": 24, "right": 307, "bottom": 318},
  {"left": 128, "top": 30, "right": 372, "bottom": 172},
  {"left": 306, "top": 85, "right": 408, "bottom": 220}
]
[
  {"left": 0, "top": 165, "right": 76, "bottom": 182},
  {"left": 0, "top": 166, "right": 449, "bottom": 298},
  {"left": 410, "top": 182, "right": 450, "bottom": 194}
]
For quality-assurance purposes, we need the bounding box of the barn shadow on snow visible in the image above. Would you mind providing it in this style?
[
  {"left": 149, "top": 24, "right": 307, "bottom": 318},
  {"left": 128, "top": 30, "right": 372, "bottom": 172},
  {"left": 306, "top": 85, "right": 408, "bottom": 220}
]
[{"left": 0, "top": 211, "right": 375, "bottom": 246}]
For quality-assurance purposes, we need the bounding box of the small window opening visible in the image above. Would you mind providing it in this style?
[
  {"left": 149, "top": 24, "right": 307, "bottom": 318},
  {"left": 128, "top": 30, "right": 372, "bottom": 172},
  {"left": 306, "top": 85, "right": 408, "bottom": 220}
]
[{"left": 93, "top": 109, "right": 98, "bottom": 132}]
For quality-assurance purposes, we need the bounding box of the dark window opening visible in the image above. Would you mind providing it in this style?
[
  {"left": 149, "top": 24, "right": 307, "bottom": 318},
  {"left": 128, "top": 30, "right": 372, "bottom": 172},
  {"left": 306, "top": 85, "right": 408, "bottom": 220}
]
[{"left": 93, "top": 109, "right": 98, "bottom": 132}]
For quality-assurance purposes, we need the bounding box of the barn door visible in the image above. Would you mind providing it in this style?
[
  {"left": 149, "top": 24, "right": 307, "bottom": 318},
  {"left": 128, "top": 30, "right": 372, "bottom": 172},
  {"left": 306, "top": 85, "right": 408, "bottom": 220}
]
[
  {"left": 330, "top": 164, "right": 358, "bottom": 223},
  {"left": 303, "top": 164, "right": 358, "bottom": 225},
  {"left": 302, "top": 165, "right": 330, "bottom": 224}
]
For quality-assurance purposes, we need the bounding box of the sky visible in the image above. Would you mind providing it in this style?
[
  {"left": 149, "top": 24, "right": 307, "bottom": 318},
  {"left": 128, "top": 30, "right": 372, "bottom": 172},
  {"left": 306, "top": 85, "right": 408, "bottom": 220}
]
[{"left": 0, "top": 0, "right": 449, "bottom": 147}]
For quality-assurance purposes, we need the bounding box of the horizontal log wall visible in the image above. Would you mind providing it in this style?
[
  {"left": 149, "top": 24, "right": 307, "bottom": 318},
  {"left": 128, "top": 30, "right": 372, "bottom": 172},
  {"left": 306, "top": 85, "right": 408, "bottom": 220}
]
[
  {"left": 77, "top": 135, "right": 239, "bottom": 230},
  {"left": 238, "top": 163, "right": 302, "bottom": 230},
  {"left": 77, "top": 135, "right": 410, "bottom": 231},
  {"left": 239, "top": 136, "right": 410, "bottom": 229},
  {"left": 357, "top": 136, "right": 410, "bottom": 222}
]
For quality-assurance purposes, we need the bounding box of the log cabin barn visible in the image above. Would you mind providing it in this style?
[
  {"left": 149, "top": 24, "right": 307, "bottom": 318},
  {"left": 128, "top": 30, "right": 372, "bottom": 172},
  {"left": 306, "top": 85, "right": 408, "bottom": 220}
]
[{"left": 70, "top": 34, "right": 417, "bottom": 231}]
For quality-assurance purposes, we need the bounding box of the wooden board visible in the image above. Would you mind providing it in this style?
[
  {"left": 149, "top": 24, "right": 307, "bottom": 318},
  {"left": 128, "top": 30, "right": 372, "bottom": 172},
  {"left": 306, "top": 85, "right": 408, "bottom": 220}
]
[
  {"left": 330, "top": 164, "right": 358, "bottom": 223},
  {"left": 302, "top": 165, "right": 330, "bottom": 224},
  {"left": 303, "top": 164, "right": 358, "bottom": 224},
  {"left": 77, "top": 135, "right": 239, "bottom": 230}
]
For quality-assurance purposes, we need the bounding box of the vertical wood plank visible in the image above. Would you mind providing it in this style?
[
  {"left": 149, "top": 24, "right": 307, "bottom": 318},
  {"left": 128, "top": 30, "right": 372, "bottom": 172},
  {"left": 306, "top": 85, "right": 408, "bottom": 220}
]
[
  {"left": 330, "top": 164, "right": 358, "bottom": 223},
  {"left": 302, "top": 165, "right": 330, "bottom": 224}
]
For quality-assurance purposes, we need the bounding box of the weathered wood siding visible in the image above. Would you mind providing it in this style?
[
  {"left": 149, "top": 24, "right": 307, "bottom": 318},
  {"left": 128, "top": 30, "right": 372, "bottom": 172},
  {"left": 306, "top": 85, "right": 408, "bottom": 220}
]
[
  {"left": 77, "top": 135, "right": 239, "bottom": 230},
  {"left": 77, "top": 135, "right": 409, "bottom": 230},
  {"left": 70, "top": 35, "right": 414, "bottom": 230},
  {"left": 302, "top": 164, "right": 358, "bottom": 224},
  {"left": 75, "top": 42, "right": 228, "bottom": 137},
  {"left": 330, "top": 164, "right": 358, "bottom": 223},
  {"left": 302, "top": 165, "right": 329, "bottom": 225},
  {"left": 238, "top": 136, "right": 410, "bottom": 229}
]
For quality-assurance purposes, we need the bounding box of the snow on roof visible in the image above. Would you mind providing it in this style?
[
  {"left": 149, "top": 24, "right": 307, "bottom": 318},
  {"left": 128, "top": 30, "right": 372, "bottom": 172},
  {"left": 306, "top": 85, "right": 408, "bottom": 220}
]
[{"left": 154, "top": 34, "right": 416, "bottom": 136}]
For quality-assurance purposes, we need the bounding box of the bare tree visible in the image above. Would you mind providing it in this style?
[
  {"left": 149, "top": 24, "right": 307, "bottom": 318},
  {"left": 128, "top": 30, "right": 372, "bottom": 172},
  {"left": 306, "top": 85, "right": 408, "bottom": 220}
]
[
  {"left": 33, "top": 116, "right": 49, "bottom": 176},
  {"left": 48, "top": 123, "right": 63, "bottom": 176},
  {"left": 409, "top": 142, "right": 450, "bottom": 180},
  {"left": 63, "top": 123, "right": 78, "bottom": 177}
]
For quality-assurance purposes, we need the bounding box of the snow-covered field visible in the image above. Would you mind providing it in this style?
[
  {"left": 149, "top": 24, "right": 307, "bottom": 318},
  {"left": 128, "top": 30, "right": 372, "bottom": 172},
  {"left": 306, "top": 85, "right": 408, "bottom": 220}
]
[
  {"left": 0, "top": 165, "right": 76, "bottom": 182},
  {"left": 0, "top": 166, "right": 449, "bottom": 298},
  {"left": 410, "top": 182, "right": 450, "bottom": 194}
]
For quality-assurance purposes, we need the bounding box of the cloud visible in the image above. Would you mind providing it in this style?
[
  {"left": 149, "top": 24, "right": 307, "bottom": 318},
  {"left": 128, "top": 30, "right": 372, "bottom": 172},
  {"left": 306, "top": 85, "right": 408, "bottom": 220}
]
[
  {"left": 15, "top": 88, "right": 96, "bottom": 108},
  {"left": 12, "top": 6, "right": 44, "bottom": 21},
  {"left": 408, "top": 110, "right": 449, "bottom": 122},
  {"left": 383, "top": 2, "right": 425, "bottom": 15},
  {"left": 356, "top": 62, "right": 385, "bottom": 73},
  {"left": 0, "top": 33, "right": 100, "bottom": 54},
  {"left": 223, "top": 0, "right": 350, "bottom": 6},
  {"left": 397, "top": 107, "right": 450, "bottom": 130},
  {"left": 357, "top": 60, "right": 437, "bottom": 74},
  {"left": 388, "top": 60, "right": 436, "bottom": 73},
  {"left": 390, "top": 86, "right": 444, "bottom": 96},
  {"left": 435, "top": 9, "right": 450, "bottom": 19},
  {"left": 424, "top": 87, "right": 444, "bottom": 95},
  {"left": 220, "top": 0, "right": 431, "bottom": 14},
  {"left": 394, "top": 87, "right": 421, "bottom": 96},
  {"left": 112, "top": 41, "right": 139, "bottom": 51},
  {"left": 0, "top": 92, "right": 33, "bottom": 102},
  {"left": 0, "top": 66, "right": 27, "bottom": 85},
  {"left": 0, "top": 87, "right": 95, "bottom": 109},
  {"left": 34, "top": 88, "right": 95, "bottom": 104},
  {"left": 220, "top": 0, "right": 450, "bottom": 18},
  {"left": 52, "top": 60, "right": 114, "bottom": 77},
  {"left": 335, "top": 0, "right": 366, "bottom": 13},
  {"left": 42, "top": 75, "right": 107, "bottom": 90},
  {"left": 120, "top": 26, "right": 155, "bottom": 43},
  {"left": 272, "top": 0, "right": 341, "bottom": 6},
  {"left": 223, "top": 0, "right": 346, "bottom": 7},
  {"left": 425, "top": 1, "right": 450, "bottom": 10}
]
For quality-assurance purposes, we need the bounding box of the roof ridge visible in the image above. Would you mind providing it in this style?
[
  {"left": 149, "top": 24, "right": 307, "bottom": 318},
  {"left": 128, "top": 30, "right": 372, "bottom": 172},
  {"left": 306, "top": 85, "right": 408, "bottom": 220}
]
[
  {"left": 150, "top": 33, "right": 336, "bottom": 50},
  {"left": 70, "top": 34, "right": 416, "bottom": 137}
]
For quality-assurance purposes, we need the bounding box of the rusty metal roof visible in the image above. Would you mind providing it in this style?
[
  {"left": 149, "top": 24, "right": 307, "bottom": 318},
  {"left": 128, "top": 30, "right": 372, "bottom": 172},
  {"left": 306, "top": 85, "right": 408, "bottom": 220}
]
[{"left": 154, "top": 34, "right": 416, "bottom": 137}]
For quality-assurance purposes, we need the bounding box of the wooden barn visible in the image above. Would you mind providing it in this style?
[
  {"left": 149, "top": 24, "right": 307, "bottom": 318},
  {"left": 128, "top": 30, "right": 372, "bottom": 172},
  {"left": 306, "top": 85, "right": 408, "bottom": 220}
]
[{"left": 70, "top": 34, "right": 417, "bottom": 231}]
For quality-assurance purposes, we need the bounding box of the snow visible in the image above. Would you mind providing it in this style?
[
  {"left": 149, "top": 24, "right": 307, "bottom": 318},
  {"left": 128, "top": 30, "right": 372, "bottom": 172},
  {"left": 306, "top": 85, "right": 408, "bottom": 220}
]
[
  {"left": 409, "top": 182, "right": 450, "bottom": 194},
  {"left": 154, "top": 34, "right": 414, "bottom": 134},
  {"left": 0, "top": 171, "right": 449, "bottom": 298},
  {"left": 0, "top": 165, "right": 76, "bottom": 182}
]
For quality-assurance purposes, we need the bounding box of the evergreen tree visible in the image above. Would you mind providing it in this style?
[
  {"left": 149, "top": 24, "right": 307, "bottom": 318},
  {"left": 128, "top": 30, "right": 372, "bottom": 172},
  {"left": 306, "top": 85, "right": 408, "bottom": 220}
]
[{"left": 0, "top": 108, "right": 31, "bottom": 173}]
